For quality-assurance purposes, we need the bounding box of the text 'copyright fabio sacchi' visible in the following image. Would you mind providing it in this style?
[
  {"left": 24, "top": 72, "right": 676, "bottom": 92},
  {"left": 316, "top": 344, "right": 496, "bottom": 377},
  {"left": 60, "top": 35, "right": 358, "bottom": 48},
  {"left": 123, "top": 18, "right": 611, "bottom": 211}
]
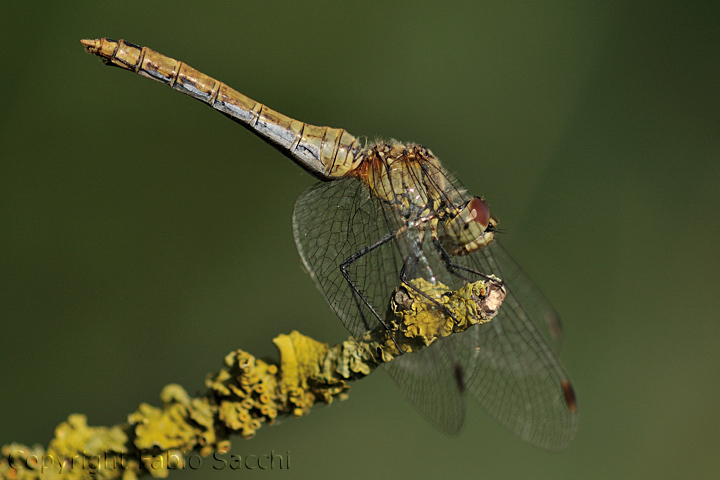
[{"left": 7, "top": 450, "right": 290, "bottom": 474}]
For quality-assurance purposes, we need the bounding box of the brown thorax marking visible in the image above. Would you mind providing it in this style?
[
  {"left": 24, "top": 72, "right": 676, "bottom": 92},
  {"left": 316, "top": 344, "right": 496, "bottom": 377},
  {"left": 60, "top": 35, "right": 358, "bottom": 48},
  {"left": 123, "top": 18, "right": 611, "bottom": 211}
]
[{"left": 352, "top": 142, "right": 448, "bottom": 211}]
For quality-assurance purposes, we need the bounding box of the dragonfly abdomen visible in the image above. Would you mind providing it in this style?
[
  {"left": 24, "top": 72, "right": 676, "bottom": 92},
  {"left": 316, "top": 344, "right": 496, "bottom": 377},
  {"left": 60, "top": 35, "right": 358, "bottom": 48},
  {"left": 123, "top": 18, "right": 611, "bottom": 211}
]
[{"left": 82, "top": 38, "right": 361, "bottom": 179}]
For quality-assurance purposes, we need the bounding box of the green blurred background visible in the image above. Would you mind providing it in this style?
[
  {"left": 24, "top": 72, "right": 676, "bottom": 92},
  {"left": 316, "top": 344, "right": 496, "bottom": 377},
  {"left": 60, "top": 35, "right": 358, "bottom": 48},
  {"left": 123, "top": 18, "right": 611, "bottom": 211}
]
[{"left": 1, "top": 1, "right": 718, "bottom": 478}]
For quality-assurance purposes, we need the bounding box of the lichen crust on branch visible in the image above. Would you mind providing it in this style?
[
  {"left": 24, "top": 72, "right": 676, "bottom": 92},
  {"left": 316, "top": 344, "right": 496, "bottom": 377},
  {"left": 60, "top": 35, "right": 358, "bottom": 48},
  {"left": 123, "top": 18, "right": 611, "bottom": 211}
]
[{"left": 0, "top": 277, "right": 503, "bottom": 479}]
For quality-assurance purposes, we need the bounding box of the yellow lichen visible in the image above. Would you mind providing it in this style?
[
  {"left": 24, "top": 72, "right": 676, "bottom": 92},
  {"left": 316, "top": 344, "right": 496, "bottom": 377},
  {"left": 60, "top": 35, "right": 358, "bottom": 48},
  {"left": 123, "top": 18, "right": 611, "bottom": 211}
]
[{"left": 1, "top": 275, "right": 504, "bottom": 479}]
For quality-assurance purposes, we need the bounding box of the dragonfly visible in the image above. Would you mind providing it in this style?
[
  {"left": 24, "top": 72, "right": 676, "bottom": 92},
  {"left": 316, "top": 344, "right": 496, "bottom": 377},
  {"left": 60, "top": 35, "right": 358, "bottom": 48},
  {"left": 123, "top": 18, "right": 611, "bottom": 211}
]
[{"left": 82, "top": 38, "right": 578, "bottom": 450}]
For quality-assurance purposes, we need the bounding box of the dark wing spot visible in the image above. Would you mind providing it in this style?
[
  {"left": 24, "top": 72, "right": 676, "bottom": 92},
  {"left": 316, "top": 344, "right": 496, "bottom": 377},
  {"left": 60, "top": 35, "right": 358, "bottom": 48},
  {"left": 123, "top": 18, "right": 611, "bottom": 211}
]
[
  {"left": 561, "top": 380, "right": 578, "bottom": 413},
  {"left": 453, "top": 364, "right": 466, "bottom": 394}
]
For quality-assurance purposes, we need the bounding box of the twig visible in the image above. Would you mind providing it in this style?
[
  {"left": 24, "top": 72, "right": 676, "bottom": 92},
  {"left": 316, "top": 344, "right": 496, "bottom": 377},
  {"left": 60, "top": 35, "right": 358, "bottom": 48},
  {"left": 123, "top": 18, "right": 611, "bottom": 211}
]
[{"left": 0, "top": 278, "right": 504, "bottom": 479}]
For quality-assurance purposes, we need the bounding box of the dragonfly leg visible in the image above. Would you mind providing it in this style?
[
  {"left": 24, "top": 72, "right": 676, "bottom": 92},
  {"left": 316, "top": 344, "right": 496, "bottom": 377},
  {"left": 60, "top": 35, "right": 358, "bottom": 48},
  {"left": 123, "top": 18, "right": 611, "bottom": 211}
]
[
  {"left": 398, "top": 259, "right": 462, "bottom": 327},
  {"left": 340, "top": 231, "right": 406, "bottom": 353}
]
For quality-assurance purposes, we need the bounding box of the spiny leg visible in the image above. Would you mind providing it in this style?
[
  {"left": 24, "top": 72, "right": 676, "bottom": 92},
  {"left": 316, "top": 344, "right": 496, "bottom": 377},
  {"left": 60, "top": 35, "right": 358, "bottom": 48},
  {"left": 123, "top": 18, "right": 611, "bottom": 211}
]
[{"left": 339, "top": 231, "right": 406, "bottom": 352}]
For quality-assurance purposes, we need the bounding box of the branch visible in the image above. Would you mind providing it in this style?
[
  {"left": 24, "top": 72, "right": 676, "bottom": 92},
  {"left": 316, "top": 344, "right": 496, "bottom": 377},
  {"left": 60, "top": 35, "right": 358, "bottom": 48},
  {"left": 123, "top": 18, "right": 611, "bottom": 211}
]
[{"left": 0, "top": 278, "right": 504, "bottom": 479}]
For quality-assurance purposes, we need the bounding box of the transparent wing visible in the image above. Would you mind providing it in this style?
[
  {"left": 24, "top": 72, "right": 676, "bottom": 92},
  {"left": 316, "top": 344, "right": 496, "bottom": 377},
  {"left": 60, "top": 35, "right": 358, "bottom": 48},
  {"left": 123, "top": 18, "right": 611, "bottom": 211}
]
[
  {"left": 292, "top": 177, "right": 405, "bottom": 336},
  {"left": 383, "top": 333, "right": 466, "bottom": 434},
  {"left": 384, "top": 240, "right": 577, "bottom": 448},
  {"left": 483, "top": 241, "right": 564, "bottom": 351},
  {"left": 448, "top": 240, "right": 578, "bottom": 450}
]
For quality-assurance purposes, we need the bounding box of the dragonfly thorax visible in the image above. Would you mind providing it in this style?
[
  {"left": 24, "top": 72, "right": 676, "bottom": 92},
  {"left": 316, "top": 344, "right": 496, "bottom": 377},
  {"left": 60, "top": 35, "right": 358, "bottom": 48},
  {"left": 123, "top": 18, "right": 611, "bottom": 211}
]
[
  {"left": 354, "top": 143, "right": 448, "bottom": 214},
  {"left": 354, "top": 142, "right": 498, "bottom": 256}
]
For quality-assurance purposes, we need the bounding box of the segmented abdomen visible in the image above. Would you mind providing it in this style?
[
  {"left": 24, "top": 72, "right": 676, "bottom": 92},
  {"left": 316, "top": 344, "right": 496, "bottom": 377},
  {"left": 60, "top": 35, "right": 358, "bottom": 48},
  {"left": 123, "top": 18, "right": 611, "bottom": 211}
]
[{"left": 82, "top": 38, "right": 361, "bottom": 179}]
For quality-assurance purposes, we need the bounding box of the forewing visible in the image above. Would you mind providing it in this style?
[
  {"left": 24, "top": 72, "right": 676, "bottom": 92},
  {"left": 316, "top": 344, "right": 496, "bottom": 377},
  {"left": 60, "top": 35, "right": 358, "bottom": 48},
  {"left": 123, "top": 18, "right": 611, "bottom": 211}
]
[
  {"left": 453, "top": 240, "right": 578, "bottom": 450},
  {"left": 292, "top": 177, "right": 404, "bottom": 336},
  {"left": 484, "top": 241, "right": 564, "bottom": 350}
]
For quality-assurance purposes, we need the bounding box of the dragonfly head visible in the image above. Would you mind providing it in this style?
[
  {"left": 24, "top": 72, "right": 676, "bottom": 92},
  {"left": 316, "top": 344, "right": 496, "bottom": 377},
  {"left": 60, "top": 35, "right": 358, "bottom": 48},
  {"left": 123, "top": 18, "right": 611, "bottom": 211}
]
[{"left": 440, "top": 197, "right": 498, "bottom": 255}]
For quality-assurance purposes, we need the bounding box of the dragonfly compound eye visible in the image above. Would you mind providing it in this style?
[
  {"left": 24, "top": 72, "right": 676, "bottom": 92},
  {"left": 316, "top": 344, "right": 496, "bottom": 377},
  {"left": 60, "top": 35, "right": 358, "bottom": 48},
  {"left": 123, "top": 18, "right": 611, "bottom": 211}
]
[{"left": 468, "top": 197, "right": 490, "bottom": 230}]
